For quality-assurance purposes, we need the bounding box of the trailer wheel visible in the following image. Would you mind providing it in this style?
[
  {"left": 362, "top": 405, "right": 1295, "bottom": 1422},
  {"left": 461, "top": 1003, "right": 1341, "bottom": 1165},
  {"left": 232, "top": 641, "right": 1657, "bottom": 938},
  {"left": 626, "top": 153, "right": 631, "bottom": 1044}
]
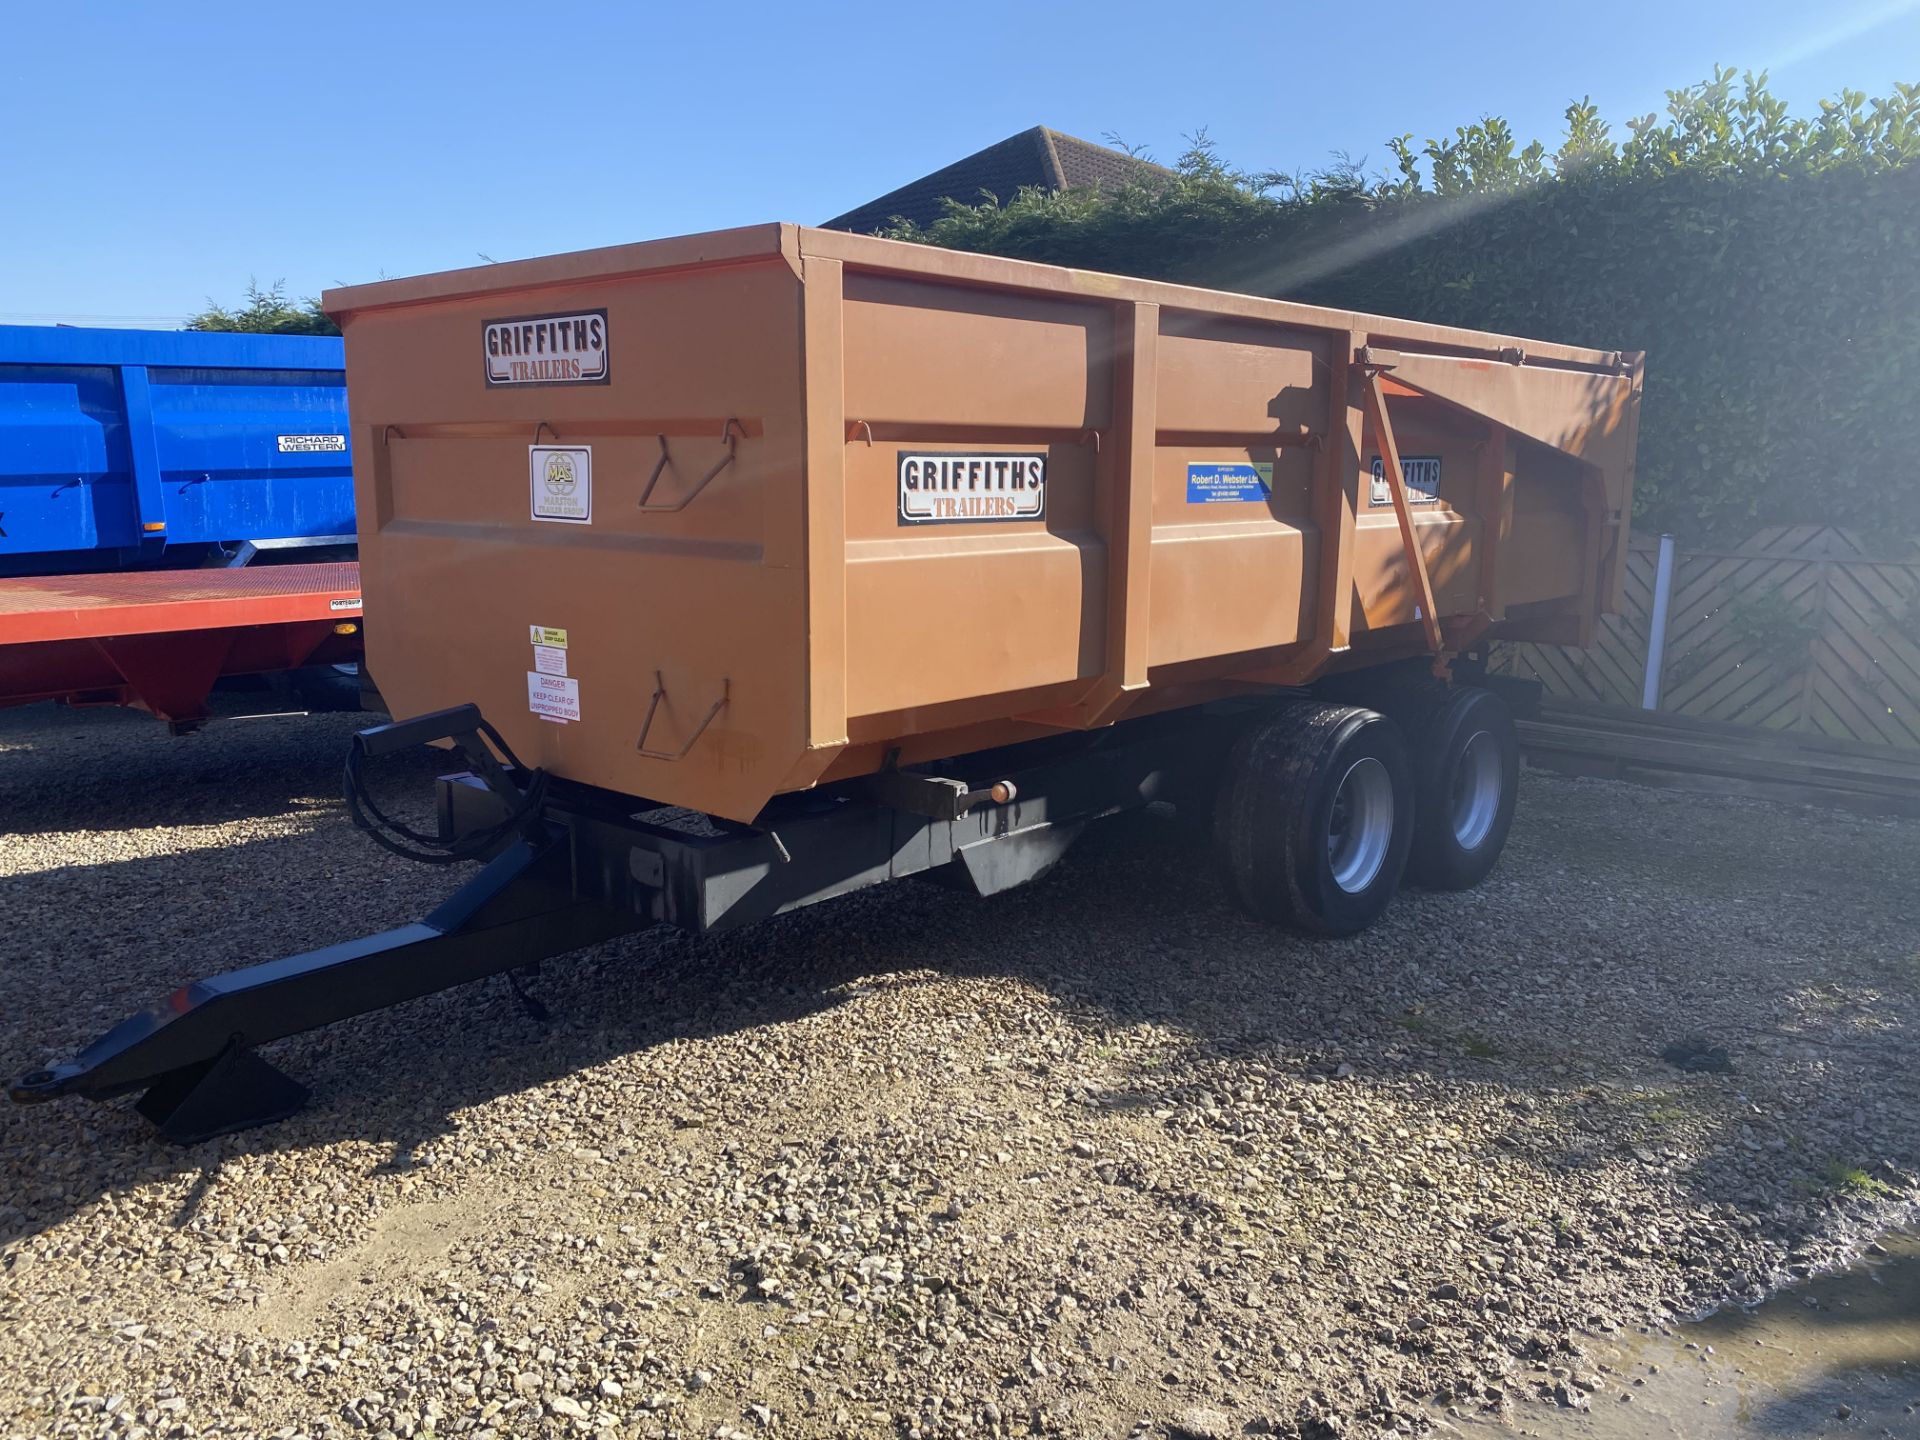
[
  {"left": 283, "top": 663, "right": 365, "bottom": 713},
  {"left": 1213, "top": 701, "right": 1413, "bottom": 935},
  {"left": 1315, "top": 669, "right": 1520, "bottom": 891},
  {"left": 1399, "top": 685, "right": 1518, "bottom": 890}
]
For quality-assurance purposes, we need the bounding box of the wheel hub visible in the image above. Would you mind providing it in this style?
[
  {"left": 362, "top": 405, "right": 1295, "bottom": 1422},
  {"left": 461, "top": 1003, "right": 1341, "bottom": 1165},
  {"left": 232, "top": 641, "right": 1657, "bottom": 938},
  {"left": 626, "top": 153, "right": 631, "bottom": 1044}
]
[
  {"left": 1450, "top": 729, "right": 1503, "bottom": 850},
  {"left": 1327, "top": 755, "right": 1394, "bottom": 894}
]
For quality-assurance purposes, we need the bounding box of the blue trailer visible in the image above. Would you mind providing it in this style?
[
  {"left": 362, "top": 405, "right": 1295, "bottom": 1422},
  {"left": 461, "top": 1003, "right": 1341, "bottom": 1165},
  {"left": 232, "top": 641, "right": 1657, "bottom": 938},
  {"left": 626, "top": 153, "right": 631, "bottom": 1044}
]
[
  {"left": 0, "top": 325, "right": 352, "bottom": 577},
  {"left": 0, "top": 326, "right": 363, "bottom": 726}
]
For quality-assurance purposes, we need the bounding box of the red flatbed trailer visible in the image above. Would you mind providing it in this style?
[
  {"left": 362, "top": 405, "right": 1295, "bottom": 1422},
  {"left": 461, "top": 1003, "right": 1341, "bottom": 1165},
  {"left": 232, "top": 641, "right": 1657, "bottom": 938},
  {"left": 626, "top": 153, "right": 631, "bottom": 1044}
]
[{"left": 0, "top": 562, "right": 364, "bottom": 730}]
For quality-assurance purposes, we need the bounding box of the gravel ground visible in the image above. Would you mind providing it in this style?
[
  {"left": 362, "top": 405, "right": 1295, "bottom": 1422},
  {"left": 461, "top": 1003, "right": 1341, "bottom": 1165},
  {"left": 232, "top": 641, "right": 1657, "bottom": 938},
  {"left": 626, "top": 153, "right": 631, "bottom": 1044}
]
[{"left": 1, "top": 698, "right": 1916, "bottom": 1440}]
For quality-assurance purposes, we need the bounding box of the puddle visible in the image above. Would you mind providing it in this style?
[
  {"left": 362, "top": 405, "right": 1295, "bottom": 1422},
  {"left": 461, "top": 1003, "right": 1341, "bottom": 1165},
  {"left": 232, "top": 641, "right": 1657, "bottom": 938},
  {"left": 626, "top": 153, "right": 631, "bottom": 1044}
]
[{"left": 1465, "top": 1230, "right": 1920, "bottom": 1437}]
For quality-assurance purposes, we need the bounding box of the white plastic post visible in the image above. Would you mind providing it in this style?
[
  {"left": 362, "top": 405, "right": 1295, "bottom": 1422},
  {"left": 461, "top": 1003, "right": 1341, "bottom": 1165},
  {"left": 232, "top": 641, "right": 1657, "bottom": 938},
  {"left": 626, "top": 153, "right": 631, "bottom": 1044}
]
[{"left": 1641, "top": 533, "right": 1676, "bottom": 710}]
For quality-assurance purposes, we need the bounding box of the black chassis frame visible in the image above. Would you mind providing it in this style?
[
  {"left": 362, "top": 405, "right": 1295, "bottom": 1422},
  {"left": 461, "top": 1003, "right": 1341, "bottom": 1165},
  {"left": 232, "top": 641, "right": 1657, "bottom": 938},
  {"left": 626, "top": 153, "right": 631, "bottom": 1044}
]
[{"left": 9, "top": 701, "right": 1250, "bottom": 1142}]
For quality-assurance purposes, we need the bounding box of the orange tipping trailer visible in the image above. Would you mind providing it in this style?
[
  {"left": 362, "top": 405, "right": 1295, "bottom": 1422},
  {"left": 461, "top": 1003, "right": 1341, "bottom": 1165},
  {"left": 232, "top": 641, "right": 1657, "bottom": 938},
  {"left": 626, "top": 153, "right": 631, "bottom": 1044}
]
[
  {"left": 326, "top": 225, "right": 1640, "bottom": 825},
  {"left": 14, "top": 227, "right": 1641, "bottom": 1140}
]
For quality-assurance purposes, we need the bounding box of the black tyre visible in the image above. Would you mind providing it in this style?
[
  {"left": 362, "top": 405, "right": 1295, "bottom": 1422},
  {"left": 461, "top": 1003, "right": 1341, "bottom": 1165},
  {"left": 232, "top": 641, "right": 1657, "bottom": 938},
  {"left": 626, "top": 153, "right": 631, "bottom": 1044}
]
[
  {"left": 1399, "top": 685, "right": 1519, "bottom": 890},
  {"left": 285, "top": 663, "right": 365, "bottom": 713},
  {"left": 1213, "top": 700, "right": 1414, "bottom": 935}
]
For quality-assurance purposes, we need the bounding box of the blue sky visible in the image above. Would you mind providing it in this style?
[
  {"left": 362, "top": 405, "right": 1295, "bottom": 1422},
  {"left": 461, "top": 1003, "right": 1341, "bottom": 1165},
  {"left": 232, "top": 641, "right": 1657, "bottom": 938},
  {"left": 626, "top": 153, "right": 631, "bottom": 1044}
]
[{"left": 4, "top": 0, "right": 1916, "bottom": 327}]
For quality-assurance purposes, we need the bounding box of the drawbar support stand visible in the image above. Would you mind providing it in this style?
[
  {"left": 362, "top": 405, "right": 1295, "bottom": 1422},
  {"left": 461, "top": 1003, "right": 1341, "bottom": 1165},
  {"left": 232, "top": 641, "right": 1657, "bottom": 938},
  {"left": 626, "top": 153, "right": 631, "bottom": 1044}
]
[{"left": 133, "top": 1041, "right": 311, "bottom": 1144}]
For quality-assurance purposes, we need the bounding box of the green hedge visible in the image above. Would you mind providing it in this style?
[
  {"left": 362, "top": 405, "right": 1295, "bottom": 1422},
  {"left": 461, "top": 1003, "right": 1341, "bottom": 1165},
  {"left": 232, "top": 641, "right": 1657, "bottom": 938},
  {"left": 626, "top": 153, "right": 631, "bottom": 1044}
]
[{"left": 887, "top": 75, "right": 1920, "bottom": 547}]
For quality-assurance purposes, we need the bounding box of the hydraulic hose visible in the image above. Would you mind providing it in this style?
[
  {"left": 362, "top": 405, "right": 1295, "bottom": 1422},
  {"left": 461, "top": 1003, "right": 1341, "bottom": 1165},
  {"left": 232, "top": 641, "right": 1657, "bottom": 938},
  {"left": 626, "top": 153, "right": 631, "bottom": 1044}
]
[{"left": 343, "top": 718, "right": 548, "bottom": 864}]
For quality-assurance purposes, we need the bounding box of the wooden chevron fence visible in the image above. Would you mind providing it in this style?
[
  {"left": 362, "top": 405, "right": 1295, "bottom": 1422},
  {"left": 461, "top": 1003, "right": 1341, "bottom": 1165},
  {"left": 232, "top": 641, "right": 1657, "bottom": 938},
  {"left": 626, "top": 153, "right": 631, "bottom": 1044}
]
[{"left": 1495, "top": 526, "right": 1920, "bottom": 750}]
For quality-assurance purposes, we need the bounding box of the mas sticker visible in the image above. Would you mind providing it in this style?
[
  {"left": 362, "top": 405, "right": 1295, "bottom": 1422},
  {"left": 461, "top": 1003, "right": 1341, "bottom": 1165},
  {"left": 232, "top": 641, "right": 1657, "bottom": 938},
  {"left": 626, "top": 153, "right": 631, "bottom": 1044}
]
[{"left": 531, "top": 446, "right": 592, "bottom": 524}]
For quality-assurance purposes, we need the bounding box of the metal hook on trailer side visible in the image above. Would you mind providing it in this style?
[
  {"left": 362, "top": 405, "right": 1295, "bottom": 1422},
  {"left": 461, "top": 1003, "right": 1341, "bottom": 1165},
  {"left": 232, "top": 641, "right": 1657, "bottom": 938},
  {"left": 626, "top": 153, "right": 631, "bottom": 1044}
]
[
  {"left": 634, "top": 670, "right": 731, "bottom": 761},
  {"left": 637, "top": 418, "right": 745, "bottom": 513}
]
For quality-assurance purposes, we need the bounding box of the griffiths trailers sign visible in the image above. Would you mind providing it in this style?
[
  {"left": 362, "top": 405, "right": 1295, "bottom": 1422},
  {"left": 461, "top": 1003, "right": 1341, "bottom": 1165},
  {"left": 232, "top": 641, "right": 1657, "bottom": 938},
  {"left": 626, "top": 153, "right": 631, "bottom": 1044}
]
[
  {"left": 483, "top": 310, "right": 609, "bottom": 387},
  {"left": 898, "top": 451, "right": 1046, "bottom": 525}
]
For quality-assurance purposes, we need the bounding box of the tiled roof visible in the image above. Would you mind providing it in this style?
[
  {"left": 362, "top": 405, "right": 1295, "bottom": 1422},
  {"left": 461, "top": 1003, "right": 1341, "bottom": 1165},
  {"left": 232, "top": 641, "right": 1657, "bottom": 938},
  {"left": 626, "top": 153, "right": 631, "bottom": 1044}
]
[{"left": 822, "top": 127, "right": 1169, "bottom": 234}]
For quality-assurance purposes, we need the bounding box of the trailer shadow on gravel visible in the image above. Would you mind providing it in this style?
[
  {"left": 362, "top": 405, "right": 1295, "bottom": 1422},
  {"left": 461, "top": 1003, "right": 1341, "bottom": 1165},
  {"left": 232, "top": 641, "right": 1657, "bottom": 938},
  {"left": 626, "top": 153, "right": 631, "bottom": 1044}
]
[
  {"left": 0, "top": 698, "right": 411, "bottom": 837},
  {"left": 3, "top": 756, "right": 1916, "bottom": 1281}
]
